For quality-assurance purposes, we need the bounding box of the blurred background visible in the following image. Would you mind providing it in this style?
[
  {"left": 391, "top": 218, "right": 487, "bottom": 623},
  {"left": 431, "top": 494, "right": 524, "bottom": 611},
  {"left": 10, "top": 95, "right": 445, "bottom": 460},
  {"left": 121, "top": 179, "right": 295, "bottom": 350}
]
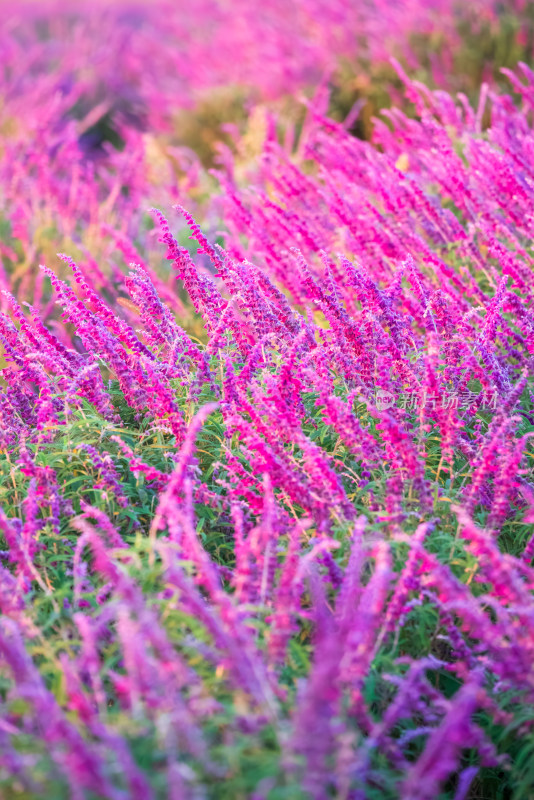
[{"left": 1, "top": 0, "right": 534, "bottom": 340}]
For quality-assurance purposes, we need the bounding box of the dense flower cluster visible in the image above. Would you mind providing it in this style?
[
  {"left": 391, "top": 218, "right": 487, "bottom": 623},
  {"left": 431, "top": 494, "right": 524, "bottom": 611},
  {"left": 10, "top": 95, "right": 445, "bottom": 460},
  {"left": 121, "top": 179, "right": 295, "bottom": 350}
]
[{"left": 1, "top": 3, "right": 534, "bottom": 799}]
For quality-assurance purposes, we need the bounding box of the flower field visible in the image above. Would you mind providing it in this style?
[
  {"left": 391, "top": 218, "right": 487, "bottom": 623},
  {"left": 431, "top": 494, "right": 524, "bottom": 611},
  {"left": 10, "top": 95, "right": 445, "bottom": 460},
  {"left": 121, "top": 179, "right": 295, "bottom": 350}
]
[{"left": 2, "top": 2, "right": 534, "bottom": 798}]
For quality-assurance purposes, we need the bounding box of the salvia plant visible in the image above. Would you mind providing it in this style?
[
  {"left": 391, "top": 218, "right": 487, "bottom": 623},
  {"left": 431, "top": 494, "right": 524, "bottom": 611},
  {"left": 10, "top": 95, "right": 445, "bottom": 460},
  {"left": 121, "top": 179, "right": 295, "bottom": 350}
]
[{"left": 2, "top": 2, "right": 534, "bottom": 799}]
